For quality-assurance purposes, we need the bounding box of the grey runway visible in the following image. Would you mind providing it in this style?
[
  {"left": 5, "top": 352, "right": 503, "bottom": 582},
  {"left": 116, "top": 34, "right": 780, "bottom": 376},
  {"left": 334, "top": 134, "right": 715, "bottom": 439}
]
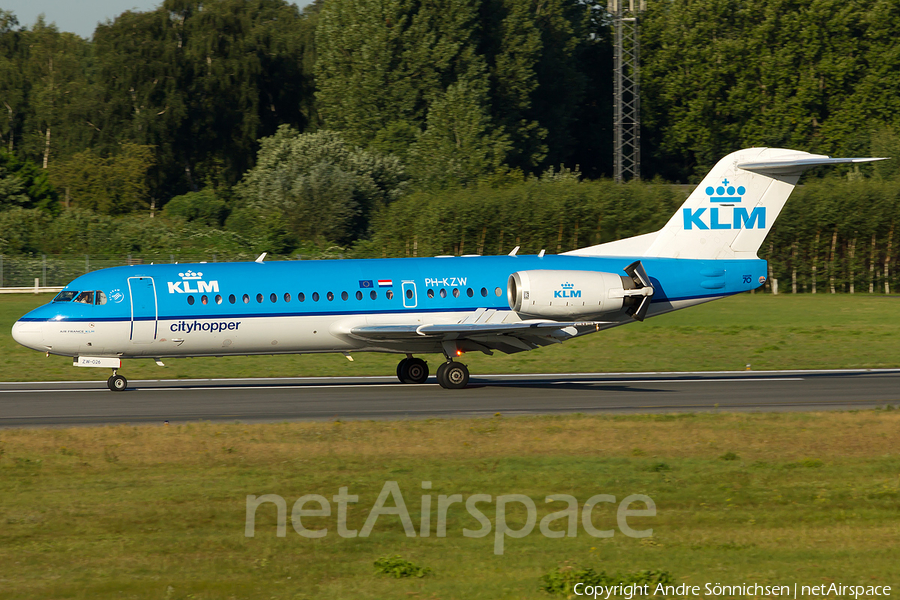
[{"left": 1, "top": 369, "right": 899, "bottom": 427}]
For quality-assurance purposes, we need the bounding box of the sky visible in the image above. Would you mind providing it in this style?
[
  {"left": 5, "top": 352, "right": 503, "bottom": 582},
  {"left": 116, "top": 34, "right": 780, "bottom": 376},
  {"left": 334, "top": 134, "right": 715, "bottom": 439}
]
[{"left": 3, "top": 0, "right": 312, "bottom": 39}]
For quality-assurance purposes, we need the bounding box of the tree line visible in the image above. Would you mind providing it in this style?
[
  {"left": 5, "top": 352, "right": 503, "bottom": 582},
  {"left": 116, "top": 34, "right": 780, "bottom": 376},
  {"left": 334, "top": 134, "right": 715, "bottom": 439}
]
[{"left": 0, "top": 0, "right": 899, "bottom": 294}]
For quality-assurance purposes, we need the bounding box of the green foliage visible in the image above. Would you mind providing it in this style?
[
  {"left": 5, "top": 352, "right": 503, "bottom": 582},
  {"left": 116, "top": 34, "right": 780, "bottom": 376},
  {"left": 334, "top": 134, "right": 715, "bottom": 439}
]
[
  {"left": 359, "top": 176, "right": 685, "bottom": 257},
  {"left": 0, "top": 16, "right": 95, "bottom": 169},
  {"left": 49, "top": 145, "right": 155, "bottom": 215},
  {"left": 0, "top": 206, "right": 250, "bottom": 256},
  {"left": 163, "top": 189, "right": 228, "bottom": 227},
  {"left": 541, "top": 564, "right": 673, "bottom": 595},
  {"left": 764, "top": 173, "right": 900, "bottom": 294},
  {"left": 719, "top": 452, "right": 740, "bottom": 461},
  {"left": 0, "top": 152, "right": 58, "bottom": 212},
  {"left": 641, "top": 0, "right": 900, "bottom": 180},
  {"left": 234, "top": 127, "right": 407, "bottom": 247},
  {"left": 0, "top": 208, "right": 54, "bottom": 254},
  {"left": 408, "top": 76, "right": 512, "bottom": 189},
  {"left": 315, "top": 0, "right": 595, "bottom": 181},
  {"left": 92, "top": 0, "right": 315, "bottom": 197},
  {"left": 373, "top": 555, "right": 431, "bottom": 578}
]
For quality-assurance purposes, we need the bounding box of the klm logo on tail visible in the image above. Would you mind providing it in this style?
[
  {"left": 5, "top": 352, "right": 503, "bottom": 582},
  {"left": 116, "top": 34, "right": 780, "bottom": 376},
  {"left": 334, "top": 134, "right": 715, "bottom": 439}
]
[{"left": 683, "top": 179, "right": 765, "bottom": 230}]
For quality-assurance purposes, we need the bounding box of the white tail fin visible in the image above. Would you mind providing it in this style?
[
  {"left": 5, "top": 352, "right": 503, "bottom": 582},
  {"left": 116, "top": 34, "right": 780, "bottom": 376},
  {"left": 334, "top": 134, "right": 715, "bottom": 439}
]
[{"left": 568, "top": 148, "right": 885, "bottom": 259}]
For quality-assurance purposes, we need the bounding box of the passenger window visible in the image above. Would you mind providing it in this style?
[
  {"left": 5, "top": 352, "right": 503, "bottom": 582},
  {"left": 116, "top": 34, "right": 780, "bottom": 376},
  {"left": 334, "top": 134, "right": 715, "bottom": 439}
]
[
  {"left": 256, "top": 293, "right": 263, "bottom": 303},
  {"left": 481, "top": 287, "right": 488, "bottom": 297},
  {"left": 188, "top": 296, "right": 195, "bottom": 305},
  {"left": 201, "top": 295, "right": 209, "bottom": 305},
  {"left": 299, "top": 292, "right": 305, "bottom": 302},
  {"left": 284, "top": 293, "right": 291, "bottom": 303},
  {"left": 370, "top": 290, "right": 377, "bottom": 300},
  {"left": 215, "top": 295, "right": 223, "bottom": 304},
  {"left": 96, "top": 291, "right": 108, "bottom": 305},
  {"left": 74, "top": 291, "right": 94, "bottom": 304},
  {"left": 243, "top": 294, "right": 250, "bottom": 304},
  {"left": 495, "top": 287, "right": 503, "bottom": 296},
  {"left": 356, "top": 291, "right": 363, "bottom": 300},
  {"left": 427, "top": 289, "right": 435, "bottom": 299},
  {"left": 327, "top": 292, "right": 334, "bottom": 301},
  {"left": 341, "top": 291, "right": 348, "bottom": 301},
  {"left": 312, "top": 292, "right": 319, "bottom": 302},
  {"left": 452, "top": 288, "right": 460, "bottom": 298},
  {"left": 386, "top": 290, "right": 394, "bottom": 300},
  {"left": 467, "top": 288, "right": 473, "bottom": 298},
  {"left": 229, "top": 294, "right": 236, "bottom": 304},
  {"left": 270, "top": 293, "right": 277, "bottom": 303},
  {"left": 439, "top": 289, "right": 447, "bottom": 298}
]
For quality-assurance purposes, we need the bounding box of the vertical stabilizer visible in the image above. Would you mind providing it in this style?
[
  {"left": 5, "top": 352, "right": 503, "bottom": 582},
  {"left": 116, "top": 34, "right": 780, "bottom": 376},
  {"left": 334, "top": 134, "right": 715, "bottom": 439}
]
[{"left": 644, "top": 148, "right": 884, "bottom": 259}]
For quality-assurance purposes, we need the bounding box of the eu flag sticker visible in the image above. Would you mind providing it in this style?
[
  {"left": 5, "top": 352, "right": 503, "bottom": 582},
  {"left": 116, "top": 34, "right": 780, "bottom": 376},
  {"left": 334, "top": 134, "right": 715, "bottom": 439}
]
[{"left": 359, "top": 280, "right": 374, "bottom": 288}]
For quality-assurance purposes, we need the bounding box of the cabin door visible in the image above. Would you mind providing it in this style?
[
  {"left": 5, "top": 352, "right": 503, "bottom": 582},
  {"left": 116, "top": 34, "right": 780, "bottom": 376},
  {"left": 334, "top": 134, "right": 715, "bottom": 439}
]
[
  {"left": 401, "top": 280, "right": 418, "bottom": 309},
  {"left": 128, "top": 277, "right": 158, "bottom": 343}
]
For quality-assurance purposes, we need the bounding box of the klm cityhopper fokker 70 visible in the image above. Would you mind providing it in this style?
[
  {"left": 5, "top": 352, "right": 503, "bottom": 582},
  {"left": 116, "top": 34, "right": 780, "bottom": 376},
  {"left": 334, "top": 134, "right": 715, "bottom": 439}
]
[{"left": 12, "top": 148, "right": 884, "bottom": 391}]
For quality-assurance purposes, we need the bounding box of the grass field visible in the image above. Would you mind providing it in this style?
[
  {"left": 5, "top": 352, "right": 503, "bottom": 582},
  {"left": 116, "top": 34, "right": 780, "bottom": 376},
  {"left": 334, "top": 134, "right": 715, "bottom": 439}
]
[
  {"left": 1, "top": 412, "right": 899, "bottom": 598},
  {"left": 3, "top": 292, "right": 900, "bottom": 382}
]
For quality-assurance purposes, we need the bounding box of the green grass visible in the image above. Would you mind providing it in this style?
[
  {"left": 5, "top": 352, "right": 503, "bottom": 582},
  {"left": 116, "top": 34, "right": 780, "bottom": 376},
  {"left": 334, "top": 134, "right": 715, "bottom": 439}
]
[
  {"left": 3, "top": 293, "right": 900, "bottom": 381},
  {"left": 1, "top": 412, "right": 898, "bottom": 598}
]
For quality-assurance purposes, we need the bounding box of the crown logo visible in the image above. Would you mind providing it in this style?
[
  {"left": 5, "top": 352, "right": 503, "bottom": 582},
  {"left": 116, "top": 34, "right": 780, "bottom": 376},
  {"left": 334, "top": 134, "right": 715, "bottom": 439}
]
[
  {"left": 179, "top": 270, "right": 203, "bottom": 280},
  {"left": 561, "top": 282, "right": 575, "bottom": 290},
  {"left": 706, "top": 179, "right": 745, "bottom": 203}
]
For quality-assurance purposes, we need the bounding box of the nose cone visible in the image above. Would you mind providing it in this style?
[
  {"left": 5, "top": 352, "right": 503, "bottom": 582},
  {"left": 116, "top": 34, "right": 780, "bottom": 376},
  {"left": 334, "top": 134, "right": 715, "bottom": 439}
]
[{"left": 11, "top": 320, "right": 45, "bottom": 351}]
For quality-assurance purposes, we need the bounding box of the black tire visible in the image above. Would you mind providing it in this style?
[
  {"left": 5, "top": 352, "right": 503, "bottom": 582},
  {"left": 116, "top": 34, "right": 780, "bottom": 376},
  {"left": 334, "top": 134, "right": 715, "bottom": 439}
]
[
  {"left": 396, "top": 358, "right": 409, "bottom": 383},
  {"left": 402, "top": 358, "right": 429, "bottom": 384},
  {"left": 436, "top": 362, "right": 450, "bottom": 386},
  {"left": 108, "top": 374, "right": 127, "bottom": 392},
  {"left": 439, "top": 362, "right": 469, "bottom": 390}
]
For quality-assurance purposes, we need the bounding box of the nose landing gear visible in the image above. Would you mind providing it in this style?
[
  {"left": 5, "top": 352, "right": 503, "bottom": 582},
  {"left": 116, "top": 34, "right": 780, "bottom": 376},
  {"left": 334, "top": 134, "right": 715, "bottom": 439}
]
[{"left": 108, "top": 370, "right": 128, "bottom": 392}]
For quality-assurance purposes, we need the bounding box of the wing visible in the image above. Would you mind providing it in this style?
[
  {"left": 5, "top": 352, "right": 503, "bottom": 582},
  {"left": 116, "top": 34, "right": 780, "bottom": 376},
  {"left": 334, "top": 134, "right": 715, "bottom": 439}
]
[{"left": 349, "top": 310, "right": 609, "bottom": 355}]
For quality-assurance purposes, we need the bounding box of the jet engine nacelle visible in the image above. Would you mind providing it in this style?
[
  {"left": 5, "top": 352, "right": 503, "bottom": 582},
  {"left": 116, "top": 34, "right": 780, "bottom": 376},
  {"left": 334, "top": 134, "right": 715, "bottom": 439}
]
[{"left": 507, "top": 269, "right": 636, "bottom": 320}]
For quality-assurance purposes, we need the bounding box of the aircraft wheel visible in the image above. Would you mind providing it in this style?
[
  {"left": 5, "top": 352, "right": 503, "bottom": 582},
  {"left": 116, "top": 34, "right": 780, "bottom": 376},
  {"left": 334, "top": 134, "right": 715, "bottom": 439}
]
[
  {"left": 402, "top": 358, "right": 429, "bottom": 384},
  {"left": 107, "top": 374, "right": 128, "bottom": 392},
  {"left": 438, "top": 362, "right": 469, "bottom": 390},
  {"left": 436, "top": 362, "right": 449, "bottom": 385},
  {"left": 396, "top": 358, "right": 409, "bottom": 383}
]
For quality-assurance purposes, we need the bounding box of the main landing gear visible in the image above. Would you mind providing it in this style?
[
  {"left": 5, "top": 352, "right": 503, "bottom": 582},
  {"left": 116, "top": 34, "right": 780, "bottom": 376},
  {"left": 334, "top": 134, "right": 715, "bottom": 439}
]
[
  {"left": 395, "top": 355, "right": 469, "bottom": 389},
  {"left": 436, "top": 361, "right": 469, "bottom": 390},
  {"left": 108, "top": 370, "right": 128, "bottom": 392},
  {"left": 396, "top": 356, "right": 429, "bottom": 384}
]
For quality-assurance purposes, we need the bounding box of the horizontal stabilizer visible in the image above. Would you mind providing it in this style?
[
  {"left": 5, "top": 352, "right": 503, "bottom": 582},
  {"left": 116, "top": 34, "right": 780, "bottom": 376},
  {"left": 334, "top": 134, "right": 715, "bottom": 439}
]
[{"left": 737, "top": 156, "right": 887, "bottom": 176}]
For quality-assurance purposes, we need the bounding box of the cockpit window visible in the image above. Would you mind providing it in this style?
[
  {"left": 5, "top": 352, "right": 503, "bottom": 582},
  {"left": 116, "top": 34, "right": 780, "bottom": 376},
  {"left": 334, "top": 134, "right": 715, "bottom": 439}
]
[
  {"left": 53, "top": 291, "right": 78, "bottom": 302},
  {"left": 96, "top": 291, "right": 107, "bottom": 305},
  {"left": 74, "top": 291, "right": 94, "bottom": 305}
]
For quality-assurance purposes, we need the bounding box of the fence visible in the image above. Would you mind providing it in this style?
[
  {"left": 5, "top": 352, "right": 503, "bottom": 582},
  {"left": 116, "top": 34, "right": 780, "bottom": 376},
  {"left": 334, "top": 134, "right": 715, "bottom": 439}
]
[
  {"left": 0, "top": 250, "right": 895, "bottom": 295},
  {"left": 0, "top": 253, "right": 260, "bottom": 288}
]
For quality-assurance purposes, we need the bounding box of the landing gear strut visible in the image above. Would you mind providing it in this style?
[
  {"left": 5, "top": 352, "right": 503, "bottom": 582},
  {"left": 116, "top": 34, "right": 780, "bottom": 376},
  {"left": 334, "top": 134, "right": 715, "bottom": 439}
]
[
  {"left": 107, "top": 370, "right": 128, "bottom": 392},
  {"left": 396, "top": 356, "right": 429, "bottom": 384}
]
